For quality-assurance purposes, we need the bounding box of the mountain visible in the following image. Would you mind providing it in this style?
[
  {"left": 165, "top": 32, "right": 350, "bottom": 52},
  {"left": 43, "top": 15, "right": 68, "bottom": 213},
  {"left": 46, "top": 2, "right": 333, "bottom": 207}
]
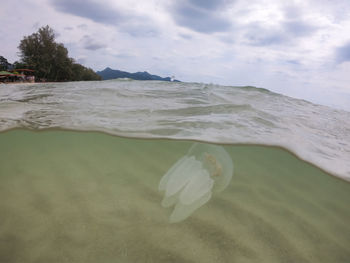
[{"left": 96, "top": 67, "right": 179, "bottom": 82}]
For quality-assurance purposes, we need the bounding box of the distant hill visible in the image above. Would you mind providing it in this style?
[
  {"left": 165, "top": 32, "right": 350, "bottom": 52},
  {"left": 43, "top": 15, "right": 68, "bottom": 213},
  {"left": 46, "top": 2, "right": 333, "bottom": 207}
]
[{"left": 96, "top": 67, "right": 180, "bottom": 82}]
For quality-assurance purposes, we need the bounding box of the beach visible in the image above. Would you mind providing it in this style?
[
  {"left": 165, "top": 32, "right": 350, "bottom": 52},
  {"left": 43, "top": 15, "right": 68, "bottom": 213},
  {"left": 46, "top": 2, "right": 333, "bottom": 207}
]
[
  {"left": 2, "top": 0, "right": 350, "bottom": 261},
  {"left": 1, "top": 129, "right": 349, "bottom": 262}
]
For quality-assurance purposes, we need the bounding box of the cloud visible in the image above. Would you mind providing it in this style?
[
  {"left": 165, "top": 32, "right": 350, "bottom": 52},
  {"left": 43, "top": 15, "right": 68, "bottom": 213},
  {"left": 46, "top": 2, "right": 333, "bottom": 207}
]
[
  {"left": 50, "top": 0, "right": 125, "bottom": 25},
  {"left": 281, "top": 4, "right": 319, "bottom": 37},
  {"left": 188, "top": 0, "right": 233, "bottom": 11},
  {"left": 170, "top": 0, "right": 233, "bottom": 33},
  {"left": 114, "top": 53, "right": 134, "bottom": 59},
  {"left": 179, "top": 33, "right": 192, "bottom": 40},
  {"left": 241, "top": 3, "right": 319, "bottom": 47},
  {"left": 283, "top": 20, "right": 317, "bottom": 37},
  {"left": 285, "top": 59, "right": 301, "bottom": 65},
  {"left": 120, "top": 23, "right": 159, "bottom": 38},
  {"left": 76, "top": 57, "right": 86, "bottom": 64},
  {"left": 282, "top": 5, "right": 303, "bottom": 20},
  {"left": 2, "top": 0, "right": 349, "bottom": 110},
  {"left": 335, "top": 42, "right": 350, "bottom": 63},
  {"left": 51, "top": 0, "right": 159, "bottom": 38},
  {"left": 244, "top": 24, "right": 287, "bottom": 46},
  {"left": 244, "top": 20, "right": 318, "bottom": 46},
  {"left": 80, "top": 35, "right": 106, "bottom": 50},
  {"left": 32, "top": 22, "right": 40, "bottom": 30},
  {"left": 77, "top": 24, "right": 88, "bottom": 29}
]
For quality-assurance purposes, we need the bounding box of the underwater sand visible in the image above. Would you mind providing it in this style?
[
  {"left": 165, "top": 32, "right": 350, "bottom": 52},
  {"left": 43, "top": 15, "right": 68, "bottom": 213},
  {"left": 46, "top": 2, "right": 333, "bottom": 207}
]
[{"left": 0, "top": 129, "right": 350, "bottom": 263}]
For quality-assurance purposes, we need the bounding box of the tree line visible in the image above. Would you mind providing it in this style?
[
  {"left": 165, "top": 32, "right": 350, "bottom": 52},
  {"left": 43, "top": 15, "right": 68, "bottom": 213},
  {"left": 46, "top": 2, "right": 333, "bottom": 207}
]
[{"left": 1, "top": 26, "right": 101, "bottom": 81}]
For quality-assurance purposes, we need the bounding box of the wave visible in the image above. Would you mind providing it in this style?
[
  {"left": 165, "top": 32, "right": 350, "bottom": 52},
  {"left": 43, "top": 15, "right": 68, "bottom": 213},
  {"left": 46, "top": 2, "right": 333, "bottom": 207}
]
[{"left": 0, "top": 80, "right": 349, "bottom": 181}]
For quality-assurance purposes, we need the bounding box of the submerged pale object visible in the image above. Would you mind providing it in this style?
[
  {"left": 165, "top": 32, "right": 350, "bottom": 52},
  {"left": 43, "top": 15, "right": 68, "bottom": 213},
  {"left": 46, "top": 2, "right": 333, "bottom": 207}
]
[{"left": 159, "top": 143, "right": 233, "bottom": 223}]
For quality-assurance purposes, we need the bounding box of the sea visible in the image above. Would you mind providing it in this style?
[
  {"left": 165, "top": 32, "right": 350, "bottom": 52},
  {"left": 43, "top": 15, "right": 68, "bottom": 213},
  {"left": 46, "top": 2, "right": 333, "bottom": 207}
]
[{"left": 0, "top": 80, "right": 349, "bottom": 262}]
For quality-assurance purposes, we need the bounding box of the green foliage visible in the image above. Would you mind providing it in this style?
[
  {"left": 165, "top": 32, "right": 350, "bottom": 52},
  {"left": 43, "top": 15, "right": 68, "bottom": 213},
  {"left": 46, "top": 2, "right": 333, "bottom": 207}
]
[
  {"left": 71, "top": 63, "right": 101, "bottom": 81},
  {"left": 18, "top": 25, "right": 101, "bottom": 82},
  {"left": 13, "top": 61, "right": 29, "bottom": 69},
  {"left": 0, "top": 56, "right": 11, "bottom": 71}
]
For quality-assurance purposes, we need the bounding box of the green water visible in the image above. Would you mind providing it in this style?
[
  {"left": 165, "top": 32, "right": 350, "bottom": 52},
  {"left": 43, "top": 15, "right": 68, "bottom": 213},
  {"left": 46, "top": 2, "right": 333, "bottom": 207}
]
[{"left": 0, "top": 129, "right": 349, "bottom": 263}]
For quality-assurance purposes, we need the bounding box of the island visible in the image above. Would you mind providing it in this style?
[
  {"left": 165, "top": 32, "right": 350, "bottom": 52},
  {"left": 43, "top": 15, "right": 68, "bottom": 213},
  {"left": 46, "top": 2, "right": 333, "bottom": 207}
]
[{"left": 97, "top": 67, "right": 180, "bottom": 82}]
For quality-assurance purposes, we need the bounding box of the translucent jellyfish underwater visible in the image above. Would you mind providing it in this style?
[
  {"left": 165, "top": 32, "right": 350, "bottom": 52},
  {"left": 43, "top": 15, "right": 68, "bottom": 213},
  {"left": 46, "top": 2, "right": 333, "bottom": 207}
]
[{"left": 159, "top": 143, "right": 234, "bottom": 223}]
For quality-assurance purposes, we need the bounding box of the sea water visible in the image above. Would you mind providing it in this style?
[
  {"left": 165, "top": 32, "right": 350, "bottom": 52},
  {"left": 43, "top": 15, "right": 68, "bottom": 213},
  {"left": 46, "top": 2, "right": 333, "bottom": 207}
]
[{"left": 0, "top": 80, "right": 350, "bottom": 262}]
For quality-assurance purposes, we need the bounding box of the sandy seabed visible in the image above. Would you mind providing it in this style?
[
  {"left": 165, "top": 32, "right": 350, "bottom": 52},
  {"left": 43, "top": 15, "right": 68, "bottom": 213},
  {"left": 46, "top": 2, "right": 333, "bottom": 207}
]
[{"left": 0, "top": 129, "right": 349, "bottom": 263}]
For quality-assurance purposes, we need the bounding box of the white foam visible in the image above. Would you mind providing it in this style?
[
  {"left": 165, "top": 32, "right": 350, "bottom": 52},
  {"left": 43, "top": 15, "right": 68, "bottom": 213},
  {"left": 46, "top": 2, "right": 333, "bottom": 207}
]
[{"left": 1, "top": 80, "right": 349, "bottom": 181}]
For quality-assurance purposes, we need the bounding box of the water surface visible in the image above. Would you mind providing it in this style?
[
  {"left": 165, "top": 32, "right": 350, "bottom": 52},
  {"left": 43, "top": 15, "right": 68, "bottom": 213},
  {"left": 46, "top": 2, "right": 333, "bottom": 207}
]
[
  {"left": 1, "top": 129, "right": 349, "bottom": 263},
  {"left": 1, "top": 81, "right": 349, "bottom": 180}
]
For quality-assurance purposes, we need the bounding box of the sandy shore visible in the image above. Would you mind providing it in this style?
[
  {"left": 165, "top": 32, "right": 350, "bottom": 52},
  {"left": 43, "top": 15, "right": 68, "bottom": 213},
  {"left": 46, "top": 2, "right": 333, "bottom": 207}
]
[{"left": 0, "top": 129, "right": 349, "bottom": 262}]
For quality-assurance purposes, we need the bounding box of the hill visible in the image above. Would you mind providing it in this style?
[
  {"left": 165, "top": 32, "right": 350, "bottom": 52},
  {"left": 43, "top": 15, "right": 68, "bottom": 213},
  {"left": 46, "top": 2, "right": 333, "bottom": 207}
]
[{"left": 96, "top": 67, "right": 179, "bottom": 81}]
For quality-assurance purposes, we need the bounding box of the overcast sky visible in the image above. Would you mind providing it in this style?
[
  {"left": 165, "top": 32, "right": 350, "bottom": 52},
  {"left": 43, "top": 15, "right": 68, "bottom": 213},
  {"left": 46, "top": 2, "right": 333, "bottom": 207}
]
[{"left": 1, "top": 0, "right": 350, "bottom": 110}]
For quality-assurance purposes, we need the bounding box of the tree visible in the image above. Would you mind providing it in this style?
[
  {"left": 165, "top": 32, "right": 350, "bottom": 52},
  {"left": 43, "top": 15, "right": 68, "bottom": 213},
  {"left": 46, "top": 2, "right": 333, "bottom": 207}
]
[
  {"left": 18, "top": 25, "right": 100, "bottom": 81},
  {"left": 19, "top": 26, "right": 58, "bottom": 80},
  {"left": 0, "top": 56, "right": 11, "bottom": 71},
  {"left": 13, "top": 60, "right": 30, "bottom": 69},
  {"left": 71, "top": 63, "right": 102, "bottom": 81}
]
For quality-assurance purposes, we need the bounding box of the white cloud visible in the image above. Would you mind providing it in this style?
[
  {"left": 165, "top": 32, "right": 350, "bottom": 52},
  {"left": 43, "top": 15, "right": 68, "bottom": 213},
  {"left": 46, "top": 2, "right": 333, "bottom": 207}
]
[{"left": 1, "top": 0, "right": 350, "bottom": 110}]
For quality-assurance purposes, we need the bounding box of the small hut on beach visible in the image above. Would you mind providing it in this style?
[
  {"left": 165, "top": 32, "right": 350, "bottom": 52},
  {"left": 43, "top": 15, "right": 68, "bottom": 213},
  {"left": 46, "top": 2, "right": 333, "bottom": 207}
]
[
  {"left": 13, "top": 69, "right": 35, "bottom": 83},
  {"left": 0, "top": 71, "right": 22, "bottom": 82},
  {"left": 0, "top": 69, "right": 35, "bottom": 83}
]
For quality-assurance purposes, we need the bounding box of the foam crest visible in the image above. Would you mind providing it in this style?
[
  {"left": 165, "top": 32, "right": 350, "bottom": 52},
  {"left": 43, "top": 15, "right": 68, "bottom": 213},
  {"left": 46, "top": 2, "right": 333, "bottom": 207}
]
[{"left": 0, "top": 80, "right": 349, "bottom": 180}]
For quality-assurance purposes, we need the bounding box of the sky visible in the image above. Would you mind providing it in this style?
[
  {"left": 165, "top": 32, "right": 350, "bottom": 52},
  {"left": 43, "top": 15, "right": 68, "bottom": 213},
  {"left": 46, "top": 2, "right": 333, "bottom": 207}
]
[{"left": 1, "top": 0, "right": 350, "bottom": 110}]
